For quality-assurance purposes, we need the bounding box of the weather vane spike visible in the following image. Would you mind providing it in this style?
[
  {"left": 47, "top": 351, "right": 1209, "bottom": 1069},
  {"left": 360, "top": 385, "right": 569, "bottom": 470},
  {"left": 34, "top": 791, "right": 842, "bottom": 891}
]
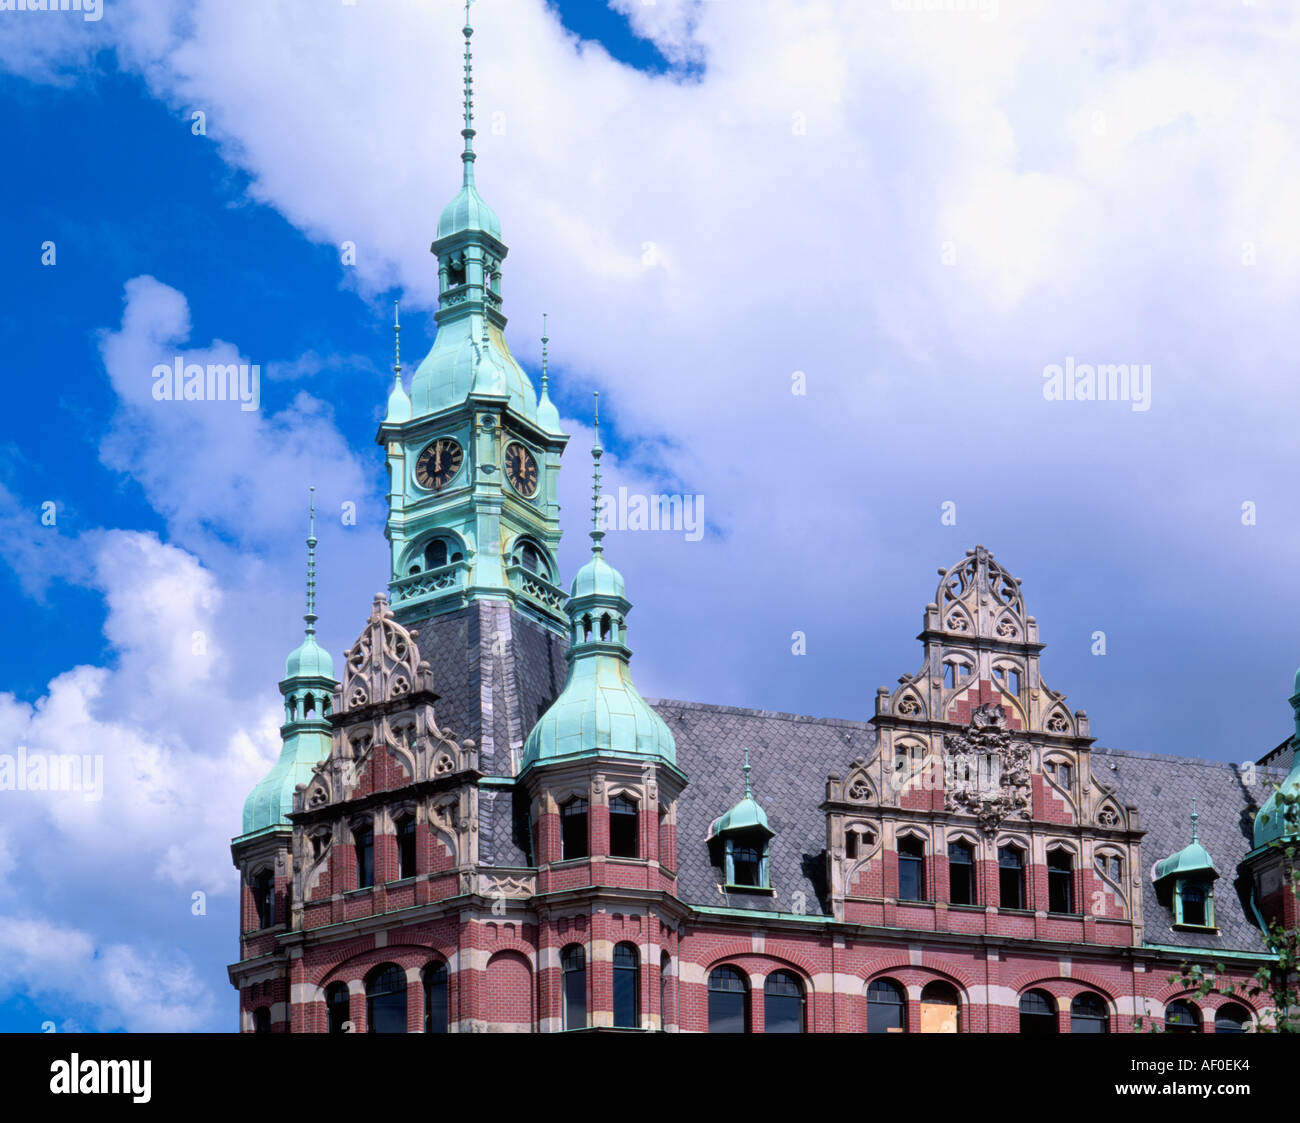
[
  {"left": 305, "top": 485, "right": 318, "bottom": 636},
  {"left": 1191, "top": 797, "right": 1199, "bottom": 842},
  {"left": 743, "top": 749, "right": 752, "bottom": 798},
  {"left": 540, "top": 313, "right": 549, "bottom": 397},
  {"left": 461, "top": 0, "right": 477, "bottom": 186},
  {"left": 393, "top": 299, "right": 401, "bottom": 377},
  {"left": 590, "top": 391, "right": 604, "bottom": 553}
]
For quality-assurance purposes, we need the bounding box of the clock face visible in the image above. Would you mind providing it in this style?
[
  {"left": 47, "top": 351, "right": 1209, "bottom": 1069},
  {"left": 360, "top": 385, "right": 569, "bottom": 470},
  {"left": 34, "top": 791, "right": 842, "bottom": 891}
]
[
  {"left": 414, "top": 438, "right": 463, "bottom": 491},
  {"left": 504, "top": 442, "right": 539, "bottom": 498}
]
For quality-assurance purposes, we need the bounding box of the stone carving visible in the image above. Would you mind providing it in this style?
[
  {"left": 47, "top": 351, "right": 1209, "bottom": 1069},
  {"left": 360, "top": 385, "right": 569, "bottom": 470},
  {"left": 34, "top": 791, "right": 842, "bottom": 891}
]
[{"left": 943, "top": 704, "right": 1031, "bottom": 832}]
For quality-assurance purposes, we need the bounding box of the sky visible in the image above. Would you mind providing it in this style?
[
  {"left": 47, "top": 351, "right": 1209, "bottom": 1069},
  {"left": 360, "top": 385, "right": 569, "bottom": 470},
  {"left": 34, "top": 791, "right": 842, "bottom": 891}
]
[{"left": 0, "top": 0, "right": 1298, "bottom": 1032}]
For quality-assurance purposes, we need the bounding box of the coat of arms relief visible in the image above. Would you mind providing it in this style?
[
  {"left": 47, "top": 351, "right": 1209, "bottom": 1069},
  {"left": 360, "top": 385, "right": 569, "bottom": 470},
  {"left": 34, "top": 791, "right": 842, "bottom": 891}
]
[{"left": 943, "top": 704, "right": 1032, "bottom": 833}]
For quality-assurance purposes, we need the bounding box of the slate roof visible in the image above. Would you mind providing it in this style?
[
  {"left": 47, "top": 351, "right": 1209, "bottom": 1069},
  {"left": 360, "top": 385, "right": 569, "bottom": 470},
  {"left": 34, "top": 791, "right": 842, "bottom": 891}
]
[{"left": 480, "top": 696, "right": 1285, "bottom": 956}]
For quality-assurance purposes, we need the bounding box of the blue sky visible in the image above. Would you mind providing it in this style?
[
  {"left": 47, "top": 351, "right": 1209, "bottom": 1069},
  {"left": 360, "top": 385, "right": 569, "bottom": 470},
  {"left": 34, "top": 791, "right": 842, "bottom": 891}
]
[{"left": 0, "top": 0, "right": 1298, "bottom": 1031}]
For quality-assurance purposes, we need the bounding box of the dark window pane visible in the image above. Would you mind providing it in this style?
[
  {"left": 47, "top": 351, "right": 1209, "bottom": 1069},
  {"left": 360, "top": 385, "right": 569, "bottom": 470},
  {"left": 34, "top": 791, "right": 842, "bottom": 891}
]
[
  {"left": 867, "top": 979, "right": 906, "bottom": 1034},
  {"left": 326, "top": 983, "right": 350, "bottom": 1034},
  {"left": 1180, "top": 882, "right": 1206, "bottom": 927},
  {"left": 898, "top": 837, "right": 925, "bottom": 901},
  {"left": 732, "top": 845, "right": 761, "bottom": 886},
  {"left": 708, "top": 967, "right": 748, "bottom": 1033},
  {"left": 1165, "top": 1001, "right": 1201, "bottom": 1034},
  {"left": 562, "top": 945, "right": 586, "bottom": 1030},
  {"left": 253, "top": 1007, "right": 271, "bottom": 1034},
  {"left": 426, "top": 539, "right": 448, "bottom": 569},
  {"left": 425, "top": 962, "right": 448, "bottom": 1034},
  {"left": 561, "top": 799, "right": 588, "bottom": 860},
  {"left": 948, "top": 841, "right": 975, "bottom": 905},
  {"left": 355, "top": 824, "right": 374, "bottom": 889},
  {"left": 613, "top": 944, "right": 638, "bottom": 1028},
  {"left": 252, "top": 870, "right": 274, "bottom": 928},
  {"left": 610, "top": 795, "right": 638, "bottom": 859},
  {"left": 1047, "top": 850, "right": 1074, "bottom": 913},
  {"left": 1214, "top": 1003, "right": 1248, "bottom": 1034},
  {"left": 1070, "top": 992, "right": 1108, "bottom": 1033},
  {"left": 1019, "top": 990, "right": 1057, "bottom": 1034},
  {"left": 764, "top": 972, "right": 804, "bottom": 1033},
  {"left": 366, "top": 964, "right": 407, "bottom": 1034},
  {"left": 998, "top": 846, "right": 1024, "bottom": 909},
  {"left": 396, "top": 815, "right": 416, "bottom": 880}
]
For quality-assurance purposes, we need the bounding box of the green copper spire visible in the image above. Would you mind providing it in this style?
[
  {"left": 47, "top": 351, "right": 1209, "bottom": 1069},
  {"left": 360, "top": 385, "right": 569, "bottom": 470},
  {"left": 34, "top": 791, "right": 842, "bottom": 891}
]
[
  {"left": 385, "top": 300, "right": 412, "bottom": 421},
  {"left": 242, "top": 490, "right": 339, "bottom": 837},
  {"left": 1252, "top": 667, "right": 1300, "bottom": 849},
  {"left": 708, "top": 751, "right": 774, "bottom": 839},
  {"left": 537, "top": 313, "right": 561, "bottom": 433},
  {"left": 520, "top": 396, "right": 675, "bottom": 771},
  {"left": 460, "top": 2, "right": 477, "bottom": 188}
]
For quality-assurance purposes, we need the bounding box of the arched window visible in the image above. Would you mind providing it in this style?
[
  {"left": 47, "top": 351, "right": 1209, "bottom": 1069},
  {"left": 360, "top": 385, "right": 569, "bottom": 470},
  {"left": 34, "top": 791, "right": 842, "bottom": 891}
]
[
  {"left": 613, "top": 943, "right": 639, "bottom": 1029},
  {"left": 303, "top": 693, "right": 316, "bottom": 718},
  {"left": 1214, "top": 1003, "right": 1249, "bottom": 1034},
  {"left": 948, "top": 839, "right": 975, "bottom": 905},
  {"left": 998, "top": 845, "right": 1025, "bottom": 909},
  {"left": 609, "top": 795, "right": 638, "bottom": 858},
  {"left": 867, "top": 978, "right": 907, "bottom": 1034},
  {"left": 424, "top": 961, "right": 448, "bottom": 1034},
  {"left": 365, "top": 963, "right": 407, "bottom": 1034},
  {"left": 1070, "top": 992, "right": 1109, "bottom": 1033},
  {"left": 325, "top": 982, "right": 350, "bottom": 1034},
  {"left": 1047, "top": 848, "right": 1075, "bottom": 913},
  {"left": 763, "top": 971, "right": 805, "bottom": 1034},
  {"left": 251, "top": 868, "right": 274, "bottom": 929},
  {"left": 562, "top": 944, "right": 587, "bottom": 1030},
  {"left": 898, "top": 835, "right": 925, "bottom": 901},
  {"left": 354, "top": 822, "right": 374, "bottom": 889},
  {"left": 1019, "top": 989, "right": 1057, "bottom": 1034},
  {"left": 561, "top": 797, "right": 588, "bottom": 860},
  {"left": 708, "top": 966, "right": 749, "bottom": 1033},
  {"left": 395, "top": 813, "right": 416, "bottom": 881},
  {"left": 1164, "top": 1000, "right": 1201, "bottom": 1034},
  {"left": 599, "top": 612, "right": 612, "bottom": 641},
  {"left": 920, "top": 981, "right": 960, "bottom": 1033},
  {"left": 519, "top": 541, "right": 544, "bottom": 576},
  {"left": 660, "top": 952, "right": 672, "bottom": 1030},
  {"left": 425, "top": 539, "right": 448, "bottom": 570},
  {"left": 252, "top": 1006, "right": 271, "bottom": 1034}
]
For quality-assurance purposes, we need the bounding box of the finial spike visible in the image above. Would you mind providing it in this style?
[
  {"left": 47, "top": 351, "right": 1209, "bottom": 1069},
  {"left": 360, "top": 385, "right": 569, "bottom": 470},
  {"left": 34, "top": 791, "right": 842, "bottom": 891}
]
[
  {"left": 461, "top": 0, "right": 477, "bottom": 186},
  {"left": 1191, "top": 797, "right": 1199, "bottom": 842},
  {"left": 393, "top": 299, "right": 402, "bottom": 377},
  {"left": 540, "top": 313, "right": 549, "bottom": 396},
  {"left": 590, "top": 391, "right": 604, "bottom": 554},
  {"left": 305, "top": 486, "right": 318, "bottom": 637},
  {"left": 743, "top": 749, "right": 752, "bottom": 799}
]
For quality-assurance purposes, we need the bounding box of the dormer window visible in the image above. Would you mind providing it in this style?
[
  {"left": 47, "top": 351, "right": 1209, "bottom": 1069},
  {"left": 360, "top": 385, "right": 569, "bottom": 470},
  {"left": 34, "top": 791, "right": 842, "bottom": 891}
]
[
  {"left": 1175, "top": 879, "right": 1215, "bottom": 929},
  {"left": 708, "top": 752, "right": 775, "bottom": 893},
  {"left": 732, "top": 842, "right": 761, "bottom": 887}
]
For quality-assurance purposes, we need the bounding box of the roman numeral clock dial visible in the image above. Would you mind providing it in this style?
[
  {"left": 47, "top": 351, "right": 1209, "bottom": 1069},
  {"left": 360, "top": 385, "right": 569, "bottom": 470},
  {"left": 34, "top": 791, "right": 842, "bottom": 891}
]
[
  {"left": 414, "top": 437, "right": 463, "bottom": 491},
  {"left": 504, "top": 442, "right": 539, "bottom": 498}
]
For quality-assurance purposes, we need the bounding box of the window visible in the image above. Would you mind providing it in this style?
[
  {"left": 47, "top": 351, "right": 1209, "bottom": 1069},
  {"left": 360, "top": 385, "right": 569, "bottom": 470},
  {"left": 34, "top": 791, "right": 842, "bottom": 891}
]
[
  {"left": 660, "top": 953, "right": 672, "bottom": 1030},
  {"left": 993, "top": 664, "right": 1020, "bottom": 696},
  {"left": 609, "top": 795, "right": 638, "bottom": 859},
  {"left": 919, "top": 981, "right": 960, "bottom": 1033},
  {"left": 731, "top": 842, "right": 761, "bottom": 887},
  {"left": 1019, "top": 990, "right": 1057, "bottom": 1034},
  {"left": 425, "top": 538, "right": 448, "bottom": 570},
  {"left": 325, "top": 982, "right": 350, "bottom": 1034},
  {"left": 519, "top": 541, "right": 544, "bottom": 576},
  {"left": 948, "top": 840, "right": 976, "bottom": 905},
  {"left": 252, "top": 1006, "right": 271, "bottom": 1034},
  {"left": 1214, "top": 1003, "right": 1249, "bottom": 1034},
  {"left": 942, "top": 662, "right": 970, "bottom": 689},
  {"left": 561, "top": 798, "right": 588, "bottom": 860},
  {"left": 1095, "top": 853, "right": 1123, "bottom": 882},
  {"left": 613, "top": 943, "right": 639, "bottom": 1029},
  {"left": 898, "top": 836, "right": 925, "bottom": 901},
  {"left": 1047, "top": 849, "right": 1075, "bottom": 913},
  {"left": 1164, "top": 1000, "right": 1201, "bottom": 1034},
  {"left": 1057, "top": 762, "right": 1073, "bottom": 787},
  {"left": 764, "top": 971, "right": 805, "bottom": 1034},
  {"left": 998, "top": 845, "right": 1025, "bottom": 910},
  {"left": 867, "top": 978, "right": 906, "bottom": 1034},
  {"left": 1070, "top": 992, "right": 1108, "bottom": 1033},
  {"left": 1176, "top": 880, "right": 1214, "bottom": 928},
  {"left": 365, "top": 964, "right": 407, "bottom": 1034},
  {"left": 562, "top": 945, "right": 587, "bottom": 1030},
  {"left": 251, "top": 869, "right": 274, "bottom": 929},
  {"left": 424, "top": 961, "right": 448, "bottom": 1034},
  {"left": 707, "top": 966, "right": 749, "bottom": 1033},
  {"left": 395, "top": 813, "right": 416, "bottom": 881},
  {"left": 355, "top": 822, "right": 374, "bottom": 889}
]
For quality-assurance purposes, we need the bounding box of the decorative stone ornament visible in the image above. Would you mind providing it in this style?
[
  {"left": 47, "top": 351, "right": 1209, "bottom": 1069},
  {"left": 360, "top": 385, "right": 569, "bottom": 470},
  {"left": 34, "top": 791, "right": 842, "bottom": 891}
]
[{"left": 943, "top": 705, "right": 1032, "bottom": 833}]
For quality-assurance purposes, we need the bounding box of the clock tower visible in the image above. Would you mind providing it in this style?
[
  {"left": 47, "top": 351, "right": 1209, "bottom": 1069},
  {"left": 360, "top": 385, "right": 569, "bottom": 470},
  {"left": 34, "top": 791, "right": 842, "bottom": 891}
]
[{"left": 375, "top": 13, "right": 569, "bottom": 776}]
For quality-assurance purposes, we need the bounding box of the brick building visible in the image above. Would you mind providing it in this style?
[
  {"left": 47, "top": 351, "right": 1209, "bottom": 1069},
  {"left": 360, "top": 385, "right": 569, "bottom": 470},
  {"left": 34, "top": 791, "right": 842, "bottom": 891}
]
[{"left": 228, "top": 16, "right": 1300, "bottom": 1035}]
